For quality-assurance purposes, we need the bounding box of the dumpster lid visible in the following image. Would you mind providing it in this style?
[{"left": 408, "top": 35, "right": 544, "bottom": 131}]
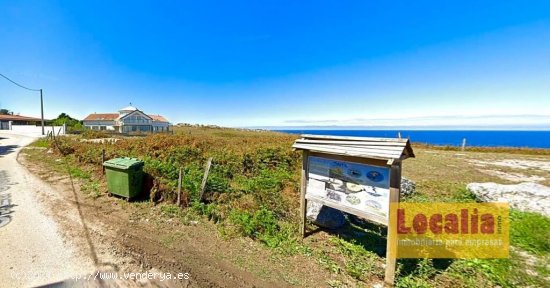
[{"left": 103, "top": 157, "right": 144, "bottom": 169}]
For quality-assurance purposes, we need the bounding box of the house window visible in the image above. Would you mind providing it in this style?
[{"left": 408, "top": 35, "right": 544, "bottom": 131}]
[{"left": 124, "top": 115, "right": 151, "bottom": 124}]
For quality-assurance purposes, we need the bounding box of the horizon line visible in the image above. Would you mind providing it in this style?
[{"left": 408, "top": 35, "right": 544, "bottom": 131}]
[{"left": 242, "top": 125, "right": 550, "bottom": 131}]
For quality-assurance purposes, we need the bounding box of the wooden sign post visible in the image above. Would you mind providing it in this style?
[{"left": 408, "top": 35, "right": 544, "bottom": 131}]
[{"left": 293, "top": 134, "right": 414, "bottom": 286}]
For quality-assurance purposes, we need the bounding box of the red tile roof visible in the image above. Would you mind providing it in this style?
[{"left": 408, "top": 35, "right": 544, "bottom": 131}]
[
  {"left": 0, "top": 114, "right": 43, "bottom": 121},
  {"left": 83, "top": 113, "right": 119, "bottom": 121},
  {"left": 149, "top": 115, "right": 168, "bottom": 122}
]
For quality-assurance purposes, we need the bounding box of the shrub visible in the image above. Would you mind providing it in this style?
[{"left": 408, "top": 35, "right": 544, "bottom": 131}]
[
  {"left": 228, "top": 207, "right": 285, "bottom": 247},
  {"left": 82, "top": 130, "right": 109, "bottom": 139},
  {"left": 45, "top": 128, "right": 301, "bottom": 245}
]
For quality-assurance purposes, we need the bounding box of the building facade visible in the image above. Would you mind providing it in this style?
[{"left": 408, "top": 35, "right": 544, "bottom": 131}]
[
  {"left": 0, "top": 114, "right": 43, "bottom": 130},
  {"left": 83, "top": 106, "right": 170, "bottom": 133}
]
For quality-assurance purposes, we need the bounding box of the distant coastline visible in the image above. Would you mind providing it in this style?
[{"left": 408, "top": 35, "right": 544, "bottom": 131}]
[
  {"left": 251, "top": 125, "right": 550, "bottom": 131},
  {"left": 273, "top": 129, "right": 550, "bottom": 149}
]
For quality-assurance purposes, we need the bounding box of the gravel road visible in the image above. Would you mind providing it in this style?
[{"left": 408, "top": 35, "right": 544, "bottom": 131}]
[
  {"left": 0, "top": 133, "right": 94, "bottom": 287},
  {"left": 0, "top": 132, "right": 332, "bottom": 288}
]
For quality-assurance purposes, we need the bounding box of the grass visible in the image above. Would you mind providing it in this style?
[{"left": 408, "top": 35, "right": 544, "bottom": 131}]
[
  {"left": 510, "top": 210, "right": 550, "bottom": 256},
  {"left": 390, "top": 208, "right": 550, "bottom": 287},
  {"left": 414, "top": 143, "right": 550, "bottom": 156},
  {"left": 81, "top": 180, "right": 101, "bottom": 198},
  {"left": 330, "top": 237, "right": 382, "bottom": 281},
  {"left": 25, "top": 127, "right": 550, "bottom": 287},
  {"left": 158, "top": 203, "right": 202, "bottom": 225},
  {"left": 396, "top": 259, "right": 440, "bottom": 288},
  {"left": 68, "top": 166, "right": 91, "bottom": 180},
  {"left": 160, "top": 204, "right": 182, "bottom": 218},
  {"left": 317, "top": 250, "right": 342, "bottom": 274},
  {"left": 22, "top": 144, "right": 105, "bottom": 199},
  {"left": 160, "top": 231, "right": 185, "bottom": 248},
  {"left": 29, "top": 138, "right": 50, "bottom": 148},
  {"left": 327, "top": 280, "right": 348, "bottom": 288}
]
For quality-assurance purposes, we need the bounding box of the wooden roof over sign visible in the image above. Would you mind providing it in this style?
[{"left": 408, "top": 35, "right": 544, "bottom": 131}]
[{"left": 292, "top": 134, "right": 415, "bottom": 161}]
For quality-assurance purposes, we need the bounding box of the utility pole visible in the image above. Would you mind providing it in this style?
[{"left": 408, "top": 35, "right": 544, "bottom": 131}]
[
  {"left": 0, "top": 73, "right": 44, "bottom": 134},
  {"left": 40, "top": 89, "right": 45, "bottom": 135}
]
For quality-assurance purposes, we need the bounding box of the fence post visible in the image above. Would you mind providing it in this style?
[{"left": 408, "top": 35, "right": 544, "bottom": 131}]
[
  {"left": 177, "top": 167, "right": 182, "bottom": 206},
  {"left": 461, "top": 138, "right": 467, "bottom": 151},
  {"left": 199, "top": 158, "right": 213, "bottom": 202},
  {"left": 101, "top": 149, "right": 106, "bottom": 174}
]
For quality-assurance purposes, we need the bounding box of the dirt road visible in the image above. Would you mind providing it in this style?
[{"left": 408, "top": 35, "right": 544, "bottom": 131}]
[
  {"left": 0, "top": 133, "right": 186, "bottom": 287},
  {"left": 0, "top": 133, "right": 94, "bottom": 287},
  {"left": 1, "top": 133, "right": 347, "bottom": 288}
]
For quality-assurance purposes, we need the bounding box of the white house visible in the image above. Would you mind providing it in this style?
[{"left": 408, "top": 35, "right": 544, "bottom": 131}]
[{"left": 83, "top": 105, "right": 171, "bottom": 133}]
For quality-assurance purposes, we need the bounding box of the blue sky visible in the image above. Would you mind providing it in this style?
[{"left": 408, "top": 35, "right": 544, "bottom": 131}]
[{"left": 1, "top": 1, "right": 549, "bottom": 129}]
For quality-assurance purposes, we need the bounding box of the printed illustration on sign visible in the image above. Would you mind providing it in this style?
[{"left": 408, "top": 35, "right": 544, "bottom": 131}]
[{"left": 307, "top": 156, "right": 390, "bottom": 218}]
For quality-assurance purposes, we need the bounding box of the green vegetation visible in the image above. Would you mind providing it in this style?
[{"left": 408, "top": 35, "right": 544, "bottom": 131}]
[
  {"left": 29, "top": 138, "right": 50, "bottom": 148},
  {"left": 0, "top": 108, "right": 12, "bottom": 115},
  {"left": 50, "top": 113, "right": 85, "bottom": 133},
  {"left": 33, "top": 125, "right": 550, "bottom": 287},
  {"left": 414, "top": 143, "right": 550, "bottom": 156},
  {"left": 81, "top": 180, "right": 101, "bottom": 198},
  {"left": 330, "top": 237, "right": 382, "bottom": 281},
  {"left": 510, "top": 210, "right": 550, "bottom": 255},
  {"left": 81, "top": 130, "right": 111, "bottom": 139}
]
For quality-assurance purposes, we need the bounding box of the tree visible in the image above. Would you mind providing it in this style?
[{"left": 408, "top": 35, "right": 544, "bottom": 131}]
[
  {"left": 51, "top": 113, "right": 81, "bottom": 127},
  {"left": 50, "top": 113, "right": 84, "bottom": 133},
  {"left": 0, "top": 109, "right": 11, "bottom": 115}
]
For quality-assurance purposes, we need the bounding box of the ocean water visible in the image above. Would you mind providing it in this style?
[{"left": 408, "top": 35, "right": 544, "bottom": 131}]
[{"left": 277, "top": 130, "right": 550, "bottom": 148}]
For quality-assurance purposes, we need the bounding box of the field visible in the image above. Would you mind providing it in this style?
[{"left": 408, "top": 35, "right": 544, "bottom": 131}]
[{"left": 22, "top": 126, "right": 550, "bottom": 287}]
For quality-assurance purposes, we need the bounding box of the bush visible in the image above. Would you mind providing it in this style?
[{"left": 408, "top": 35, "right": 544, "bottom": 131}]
[
  {"left": 46, "top": 129, "right": 302, "bottom": 245},
  {"left": 82, "top": 130, "right": 109, "bottom": 139},
  {"left": 228, "top": 207, "right": 284, "bottom": 247},
  {"left": 51, "top": 137, "right": 76, "bottom": 156}
]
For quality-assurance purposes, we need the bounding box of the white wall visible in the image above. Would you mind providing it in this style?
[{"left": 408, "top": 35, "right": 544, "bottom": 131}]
[
  {"left": 87, "top": 125, "right": 115, "bottom": 131},
  {"left": 7, "top": 125, "right": 65, "bottom": 136}
]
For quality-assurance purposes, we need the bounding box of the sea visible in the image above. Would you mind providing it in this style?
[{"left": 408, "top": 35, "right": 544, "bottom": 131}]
[{"left": 276, "top": 130, "right": 550, "bottom": 149}]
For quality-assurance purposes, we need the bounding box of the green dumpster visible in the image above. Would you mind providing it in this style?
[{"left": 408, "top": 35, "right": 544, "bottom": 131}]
[{"left": 103, "top": 157, "right": 144, "bottom": 201}]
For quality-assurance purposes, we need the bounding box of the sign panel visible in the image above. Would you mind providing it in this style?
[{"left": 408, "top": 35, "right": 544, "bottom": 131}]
[
  {"left": 306, "top": 156, "right": 391, "bottom": 219},
  {"left": 389, "top": 202, "right": 510, "bottom": 258}
]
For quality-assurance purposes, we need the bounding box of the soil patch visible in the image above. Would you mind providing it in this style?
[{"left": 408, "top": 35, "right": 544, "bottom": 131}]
[{"left": 19, "top": 149, "right": 339, "bottom": 287}]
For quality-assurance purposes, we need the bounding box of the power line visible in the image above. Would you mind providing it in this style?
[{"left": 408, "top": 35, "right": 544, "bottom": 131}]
[
  {"left": 0, "top": 72, "right": 45, "bottom": 135},
  {"left": 0, "top": 73, "right": 41, "bottom": 92}
]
